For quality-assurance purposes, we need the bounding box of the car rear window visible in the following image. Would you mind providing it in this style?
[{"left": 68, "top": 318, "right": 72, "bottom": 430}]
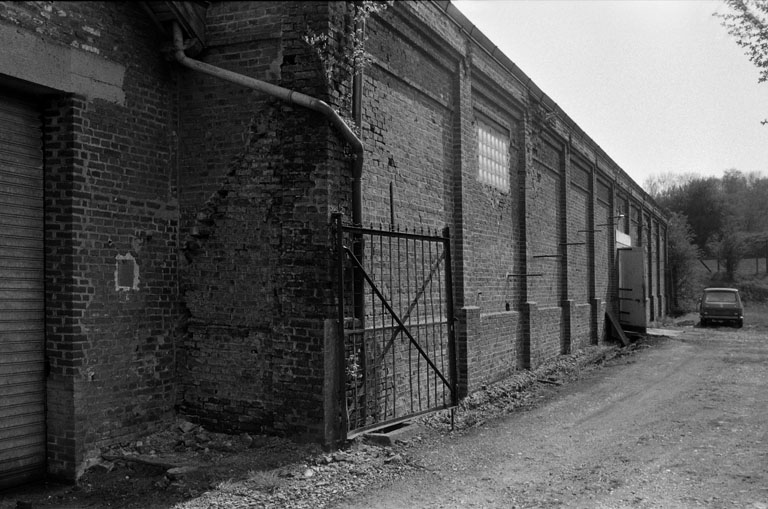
[{"left": 704, "top": 291, "right": 737, "bottom": 303}]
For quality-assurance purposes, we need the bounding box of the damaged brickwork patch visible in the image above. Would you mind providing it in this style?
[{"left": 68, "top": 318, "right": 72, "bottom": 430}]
[{"left": 115, "top": 253, "right": 139, "bottom": 291}]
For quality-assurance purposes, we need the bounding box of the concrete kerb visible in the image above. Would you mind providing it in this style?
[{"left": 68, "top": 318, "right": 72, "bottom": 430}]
[{"left": 363, "top": 421, "right": 424, "bottom": 447}]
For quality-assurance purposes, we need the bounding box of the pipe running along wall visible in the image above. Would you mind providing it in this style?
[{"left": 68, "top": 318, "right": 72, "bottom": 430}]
[{"left": 171, "top": 22, "right": 365, "bottom": 225}]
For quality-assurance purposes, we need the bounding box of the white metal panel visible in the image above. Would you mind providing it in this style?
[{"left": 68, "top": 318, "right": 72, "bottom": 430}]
[
  {"left": 615, "top": 230, "right": 631, "bottom": 248},
  {"left": 618, "top": 247, "right": 647, "bottom": 331}
]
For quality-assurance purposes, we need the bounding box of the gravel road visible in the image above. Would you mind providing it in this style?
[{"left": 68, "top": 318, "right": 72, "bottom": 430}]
[{"left": 333, "top": 312, "right": 768, "bottom": 508}]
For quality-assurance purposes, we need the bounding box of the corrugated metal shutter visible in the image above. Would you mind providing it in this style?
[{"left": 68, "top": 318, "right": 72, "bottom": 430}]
[{"left": 0, "top": 93, "right": 45, "bottom": 488}]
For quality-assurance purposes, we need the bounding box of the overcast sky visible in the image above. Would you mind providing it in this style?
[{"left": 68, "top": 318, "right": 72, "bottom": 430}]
[{"left": 452, "top": 0, "right": 768, "bottom": 188}]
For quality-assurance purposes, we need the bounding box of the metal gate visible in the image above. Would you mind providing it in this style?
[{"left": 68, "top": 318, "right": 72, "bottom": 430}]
[{"left": 333, "top": 215, "right": 457, "bottom": 435}]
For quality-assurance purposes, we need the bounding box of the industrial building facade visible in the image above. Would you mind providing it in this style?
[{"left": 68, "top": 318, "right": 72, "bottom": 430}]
[{"left": 0, "top": 1, "right": 666, "bottom": 485}]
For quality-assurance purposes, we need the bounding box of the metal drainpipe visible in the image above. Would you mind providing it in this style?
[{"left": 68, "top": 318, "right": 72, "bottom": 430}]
[
  {"left": 173, "top": 25, "right": 366, "bottom": 429},
  {"left": 171, "top": 22, "right": 364, "bottom": 226}
]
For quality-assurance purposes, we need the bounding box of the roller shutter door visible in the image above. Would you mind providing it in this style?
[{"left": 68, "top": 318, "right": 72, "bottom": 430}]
[{"left": 0, "top": 93, "right": 45, "bottom": 488}]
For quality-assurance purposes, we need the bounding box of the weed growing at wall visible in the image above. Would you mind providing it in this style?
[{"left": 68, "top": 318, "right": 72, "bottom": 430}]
[{"left": 302, "top": 1, "right": 392, "bottom": 120}]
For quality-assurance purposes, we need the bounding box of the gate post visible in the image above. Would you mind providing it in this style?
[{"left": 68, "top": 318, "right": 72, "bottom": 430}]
[
  {"left": 521, "top": 302, "right": 536, "bottom": 369},
  {"left": 455, "top": 306, "right": 478, "bottom": 398},
  {"left": 325, "top": 214, "right": 348, "bottom": 447},
  {"left": 443, "top": 226, "right": 458, "bottom": 406},
  {"left": 323, "top": 318, "right": 343, "bottom": 449},
  {"left": 561, "top": 299, "right": 573, "bottom": 355},
  {"left": 591, "top": 297, "right": 602, "bottom": 344}
]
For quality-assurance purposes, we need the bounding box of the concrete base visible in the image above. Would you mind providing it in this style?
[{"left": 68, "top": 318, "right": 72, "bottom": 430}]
[{"left": 363, "top": 422, "right": 422, "bottom": 447}]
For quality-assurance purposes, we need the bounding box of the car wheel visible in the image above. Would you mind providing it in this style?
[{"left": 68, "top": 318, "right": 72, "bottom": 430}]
[
  {"left": 700, "top": 319, "right": 707, "bottom": 327},
  {"left": 736, "top": 319, "right": 743, "bottom": 328}
]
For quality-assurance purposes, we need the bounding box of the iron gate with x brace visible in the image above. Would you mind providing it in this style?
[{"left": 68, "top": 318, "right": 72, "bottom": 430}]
[{"left": 333, "top": 215, "right": 458, "bottom": 436}]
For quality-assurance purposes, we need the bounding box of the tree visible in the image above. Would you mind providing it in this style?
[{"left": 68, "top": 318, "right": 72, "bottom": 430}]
[
  {"left": 655, "top": 177, "right": 729, "bottom": 251},
  {"left": 712, "top": 230, "right": 747, "bottom": 280},
  {"left": 741, "top": 174, "right": 768, "bottom": 231},
  {"left": 642, "top": 172, "right": 698, "bottom": 198},
  {"left": 716, "top": 0, "right": 768, "bottom": 124},
  {"left": 667, "top": 212, "right": 703, "bottom": 314},
  {"left": 721, "top": 168, "right": 748, "bottom": 197},
  {"left": 648, "top": 169, "right": 768, "bottom": 285}
]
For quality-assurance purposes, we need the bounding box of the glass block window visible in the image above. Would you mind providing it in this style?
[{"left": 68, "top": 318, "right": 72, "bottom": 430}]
[{"left": 476, "top": 117, "right": 510, "bottom": 192}]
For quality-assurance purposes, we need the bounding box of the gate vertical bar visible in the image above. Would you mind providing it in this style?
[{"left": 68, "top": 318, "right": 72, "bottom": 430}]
[
  {"left": 406, "top": 234, "right": 413, "bottom": 414},
  {"left": 435, "top": 236, "right": 446, "bottom": 405},
  {"left": 360, "top": 229, "right": 369, "bottom": 425},
  {"left": 443, "top": 226, "right": 458, "bottom": 406},
  {"left": 421, "top": 233, "right": 430, "bottom": 408},
  {"left": 388, "top": 230, "right": 395, "bottom": 420},
  {"left": 353, "top": 223, "right": 366, "bottom": 426},
  {"left": 428, "top": 236, "right": 437, "bottom": 406},
  {"left": 333, "top": 214, "right": 348, "bottom": 439}
]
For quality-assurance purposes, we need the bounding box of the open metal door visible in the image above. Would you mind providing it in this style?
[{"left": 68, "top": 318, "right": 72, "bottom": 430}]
[{"left": 618, "top": 247, "right": 647, "bottom": 332}]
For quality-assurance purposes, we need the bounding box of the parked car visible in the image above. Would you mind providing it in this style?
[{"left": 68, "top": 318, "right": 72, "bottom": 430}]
[{"left": 699, "top": 287, "right": 744, "bottom": 328}]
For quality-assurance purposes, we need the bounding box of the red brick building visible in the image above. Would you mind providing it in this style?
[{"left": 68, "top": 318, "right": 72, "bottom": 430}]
[{"left": 0, "top": 1, "right": 667, "bottom": 485}]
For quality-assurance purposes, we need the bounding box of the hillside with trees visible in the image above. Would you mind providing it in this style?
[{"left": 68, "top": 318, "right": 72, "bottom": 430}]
[{"left": 645, "top": 170, "right": 768, "bottom": 311}]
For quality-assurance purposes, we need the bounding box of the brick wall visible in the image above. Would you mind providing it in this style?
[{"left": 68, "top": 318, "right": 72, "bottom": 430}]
[
  {"left": 660, "top": 233, "right": 666, "bottom": 316},
  {"left": 571, "top": 303, "right": 592, "bottom": 350},
  {"left": 175, "top": 1, "right": 349, "bottom": 439},
  {"left": 360, "top": 0, "right": 667, "bottom": 388},
  {"left": 0, "top": 1, "right": 182, "bottom": 479},
  {"left": 529, "top": 305, "right": 562, "bottom": 368},
  {"left": 643, "top": 214, "right": 652, "bottom": 321},
  {"left": 363, "top": 4, "right": 456, "bottom": 230},
  {"left": 595, "top": 194, "right": 613, "bottom": 341},
  {"left": 529, "top": 137, "right": 563, "bottom": 308},
  {"left": 43, "top": 94, "right": 83, "bottom": 480},
  {"left": 464, "top": 77, "right": 524, "bottom": 314},
  {"left": 631, "top": 203, "right": 642, "bottom": 244},
  {"left": 465, "top": 311, "right": 521, "bottom": 389},
  {"left": 176, "top": 1, "right": 286, "bottom": 215},
  {"left": 568, "top": 165, "right": 591, "bottom": 346},
  {"left": 567, "top": 184, "right": 590, "bottom": 302},
  {"left": 365, "top": 2, "right": 525, "bottom": 390}
]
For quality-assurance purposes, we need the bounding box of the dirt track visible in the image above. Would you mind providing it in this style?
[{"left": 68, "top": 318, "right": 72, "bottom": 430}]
[
  {"left": 4, "top": 309, "right": 768, "bottom": 509},
  {"left": 333, "top": 312, "right": 768, "bottom": 508}
]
